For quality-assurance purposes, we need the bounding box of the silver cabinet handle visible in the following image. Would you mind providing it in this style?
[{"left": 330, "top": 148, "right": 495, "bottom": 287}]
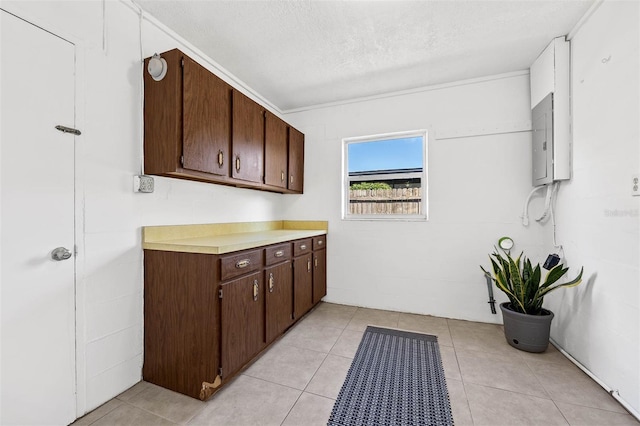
[
  {"left": 307, "top": 260, "right": 311, "bottom": 272},
  {"left": 300, "top": 244, "right": 307, "bottom": 250},
  {"left": 235, "top": 156, "right": 241, "bottom": 172},
  {"left": 269, "top": 273, "right": 274, "bottom": 293},
  {"left": 236, "top": 259, "right": 250, "bottom": 269},
  {"left": 51, "top": 247, "right": 72, "bottom": 261},
  {"left": 253, "top": 280, "right": 259, "bottom": 301},
  {"left": 218, "top": 150, "right": 224, "bottom": 167},
  {"left": 274, "top": 250, "right": 284, "bottom": 258}
]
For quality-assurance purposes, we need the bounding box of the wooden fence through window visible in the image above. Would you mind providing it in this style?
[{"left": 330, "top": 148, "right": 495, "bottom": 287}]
[{"left": 349, "top": 188, "right": 422, "bottom": 215}]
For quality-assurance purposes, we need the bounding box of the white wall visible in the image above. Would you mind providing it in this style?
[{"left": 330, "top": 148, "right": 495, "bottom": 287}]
[
  {"left": 283, "top": 73, "right": 549, "bottom": 322},
  {"left": 545, "top": 0, "right": 639, "bottom": 414},
  {"left": 1, "top": 0, "right": 287, "bottom": 416}
]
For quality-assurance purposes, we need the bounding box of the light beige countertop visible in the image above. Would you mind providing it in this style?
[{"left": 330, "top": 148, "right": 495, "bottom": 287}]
[{"left": 142, "top": 220, "right": 328, "bottom": 255}]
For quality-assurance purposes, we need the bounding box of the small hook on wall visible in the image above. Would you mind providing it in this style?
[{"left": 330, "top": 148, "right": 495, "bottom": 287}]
[{"left": 601, "top": 55, "right": 612, "bottom": 64}]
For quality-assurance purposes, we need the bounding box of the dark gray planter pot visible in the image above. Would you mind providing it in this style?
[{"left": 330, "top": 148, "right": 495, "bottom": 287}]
[{"left": 500, "top": 303, "right": 554, "bottom": 353}]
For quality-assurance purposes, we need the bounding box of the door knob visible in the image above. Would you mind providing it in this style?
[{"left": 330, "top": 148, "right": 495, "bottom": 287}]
[{"left": 51, "top": 247, "right": 72, "bottom": 261}]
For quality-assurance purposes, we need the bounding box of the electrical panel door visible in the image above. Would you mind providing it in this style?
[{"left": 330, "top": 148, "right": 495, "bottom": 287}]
[{"left": 532, "top": 93, "right": 553, "bottom": 186}]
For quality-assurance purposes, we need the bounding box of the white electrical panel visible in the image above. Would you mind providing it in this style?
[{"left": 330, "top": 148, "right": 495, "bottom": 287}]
[{"left": 530, "top": 37, "right": 571, "bottom": 186}]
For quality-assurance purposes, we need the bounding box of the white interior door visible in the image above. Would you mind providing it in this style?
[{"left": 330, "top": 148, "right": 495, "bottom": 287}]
[{"left": 1, "top": 10, "right": 77, "bottom": 425}]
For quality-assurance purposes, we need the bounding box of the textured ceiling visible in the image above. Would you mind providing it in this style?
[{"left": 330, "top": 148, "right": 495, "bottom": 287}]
[{"left": 134, "top": 0, "right": 594, "bottom": 111}]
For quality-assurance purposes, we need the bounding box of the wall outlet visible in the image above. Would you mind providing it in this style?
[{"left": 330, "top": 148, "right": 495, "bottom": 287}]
[
  {"left": 134, "top": 175, "right": 154, "bottom": 193},
  {"left": 633, "top": 174, "right": 640, "bottom": 197}
]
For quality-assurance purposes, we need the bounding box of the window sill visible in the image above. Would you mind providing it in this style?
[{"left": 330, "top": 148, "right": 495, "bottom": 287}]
[{"left": 342, "top": 215, "right": 428, "bottom": 222}]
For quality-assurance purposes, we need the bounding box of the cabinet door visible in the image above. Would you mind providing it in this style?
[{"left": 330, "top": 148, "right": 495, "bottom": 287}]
[
  {"left": 265, "top": 261, "right": 293, "bottom": 343},
  {"left": 232, "top": 90, "right": 264, "bottom": 183},
  {"left": 288, "top": 127, "right": 304, "bottom": 193},
  {"left": 293, "top": 254, "right": 313, "bottom": 319},
  {"left": 264, "top": 112, "right": 288, "bottom": 188},
  {"left": 313, "top": 249, "right": 327, "bottom": 304},
  {"left": 143, "top": 49, "right": 183, "bottom": 175},
  {"left": 220, "top": 272, "right": 264, "bottom": 378},
  {"left": 183, "top": 56, "right": 231, "bottom": 176}
]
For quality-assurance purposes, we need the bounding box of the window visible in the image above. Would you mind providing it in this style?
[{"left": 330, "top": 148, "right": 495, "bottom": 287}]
[{"left": 342, "top": 130, "right": 428, "bottom": 220}]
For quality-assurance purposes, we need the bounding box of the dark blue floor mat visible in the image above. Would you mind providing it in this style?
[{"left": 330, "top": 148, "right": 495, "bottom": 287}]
[{"left": 328, "top": 326, "right": 454, "bottom": 426}]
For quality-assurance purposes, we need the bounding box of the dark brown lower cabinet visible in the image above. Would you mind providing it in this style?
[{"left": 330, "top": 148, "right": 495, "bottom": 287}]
[
  {"left": 313, "top": 248, "right": 327, "bottom": 304},
  {"left": 220, "top": 272, "right": 265, "bottom": 378},
  {"left": 293, "top": 253, "right": 313, "bottom": 319},
  {"left": 143, "top": 250, "right": 220, "bottom": 400},
  {"left": 265, "top": 261, "right": 293, "bottom": 343},
  {"left": 143, "top": 234, "right": 326, "bottom": 400}
]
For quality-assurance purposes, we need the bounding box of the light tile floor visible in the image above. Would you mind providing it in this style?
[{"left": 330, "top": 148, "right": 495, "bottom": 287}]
[{"left": 73, "top": 302, "right": 639, "bottom": 426}]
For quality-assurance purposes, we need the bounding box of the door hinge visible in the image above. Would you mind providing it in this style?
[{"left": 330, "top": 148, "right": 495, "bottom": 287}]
[
  {"left": 181, "top": 58, "right": 184, "bottom": 67},
  {"left": 180, "top": 155, "right": 184, "bottom": 166},
  {"left": 218, "top": 289, "right": 223, "bottom": 299},
  {"left": 55, "top": 125, "right": 81, "bottom": 136}
]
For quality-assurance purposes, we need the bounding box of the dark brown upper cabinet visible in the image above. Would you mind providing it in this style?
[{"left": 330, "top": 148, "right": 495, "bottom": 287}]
[
  {"left": 143, "top": 49, "right": 185, "bottom": 176},
  {"left": 183, "top": 56, "right": 231, "bottom": 177},
  {"left": 264, "top": 112, "right": 288, "bottom": 189},
  {"left": 144, "top": 48, "right": 304, "bottom": 193},
  {"left": 288, "top": 127, "right": 304, "bottom": 193},
  {"left": 144, "top": 49, "right": 232, "bottom": 180},
  {"left": 231, "top": 90, "right": 264, "bottom": 184}
]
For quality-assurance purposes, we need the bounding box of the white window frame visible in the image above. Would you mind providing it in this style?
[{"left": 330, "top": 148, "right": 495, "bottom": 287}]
[{"left": 342, "top": 129, "right": 428, "bottom": 221}]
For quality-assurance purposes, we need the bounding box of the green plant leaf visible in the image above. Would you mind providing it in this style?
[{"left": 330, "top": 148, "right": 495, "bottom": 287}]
[
  {"left": 527, "top": 264, "right": 541, "bottom": 310},
  {"left": 541, "top": 264, "right": 569, "bottom": 289},
  {"left": 485, "top": 256, "right": 524, "bottom": 311},
  {"left": 539, "top": 267, "right": 584, "bottom": 297},
  {"left": 508, "top": 253, "right": 524, "bottom": 306},
  {"left": 492, "top": 251, "right": 511, "bottom": 284},
  {"left": 490, "top": 258, "right": 509, "bottom": 291}
]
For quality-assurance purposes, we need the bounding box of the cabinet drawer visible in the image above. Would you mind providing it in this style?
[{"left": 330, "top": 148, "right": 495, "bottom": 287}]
[
  {"left": 313, "top": 235, "right": 326, "bottom": 250},
  {"left": 293, "top": 239, "right": 312, "bottom": 257},
  {"left": 265, "top": 243, "right": 292, "bottom": 266},
  {"left": 220, "top": 249, "right": 262, "bottom": 281}
]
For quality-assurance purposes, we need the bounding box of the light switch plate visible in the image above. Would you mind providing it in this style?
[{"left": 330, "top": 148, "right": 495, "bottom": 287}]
[
  {"left": 134, "top": 175, "right": 154, "bottom": 193},
  {"left": 633, "top": 174, "right": 640, "bottom": 197}
]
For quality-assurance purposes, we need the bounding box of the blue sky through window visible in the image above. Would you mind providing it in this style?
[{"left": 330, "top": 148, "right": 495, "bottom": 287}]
[{"left": 348, "top": 136, "right": 423, "bottom": 173}]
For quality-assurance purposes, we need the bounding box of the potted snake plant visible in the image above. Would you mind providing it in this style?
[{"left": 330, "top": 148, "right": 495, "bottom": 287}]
[{"left": 481, "top": 249, "right": 583, "bottom": 353}]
